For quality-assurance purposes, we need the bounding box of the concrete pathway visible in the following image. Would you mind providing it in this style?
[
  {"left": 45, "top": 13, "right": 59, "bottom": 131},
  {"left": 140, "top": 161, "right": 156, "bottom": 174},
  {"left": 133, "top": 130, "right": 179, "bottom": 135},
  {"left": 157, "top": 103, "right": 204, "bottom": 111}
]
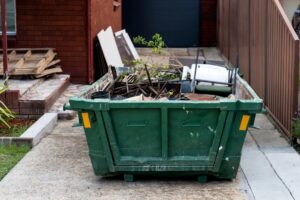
[
  {"left": 241, "top": 114, "right": 300, "bottom": 200},
  {"left": 0, "top": 120, "right": 247, "bottom": 200},
  {"left": 0, "top": 114, "right": 300, "bottom": 200}
]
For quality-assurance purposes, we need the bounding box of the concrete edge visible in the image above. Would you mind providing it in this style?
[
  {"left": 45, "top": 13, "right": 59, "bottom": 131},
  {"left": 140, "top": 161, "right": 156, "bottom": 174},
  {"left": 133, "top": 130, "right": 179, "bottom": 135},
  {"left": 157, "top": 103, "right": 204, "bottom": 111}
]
[
  {"left": 20, "top": 113, "right": 58, "bottom": 146},
  {"left": 57, "top": 110, "right": 77, "bottom": 120},
  {"left": 0, "top": 113, "right": 58, "bottom": 147}
]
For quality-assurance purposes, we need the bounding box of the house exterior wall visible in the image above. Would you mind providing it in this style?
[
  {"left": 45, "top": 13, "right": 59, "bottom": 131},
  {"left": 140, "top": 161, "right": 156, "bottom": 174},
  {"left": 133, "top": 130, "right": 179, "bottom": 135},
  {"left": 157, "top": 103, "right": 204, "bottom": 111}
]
[
  {"left": 87, "top": 0, "right": 122, "bottom": 83},
  {"left": 4, "top": 0, "right": 89, "bottom": 83},
  {"left": 201, "top": 0, "right": 217, "bottom": 46},
  {"left": 1, "top": 0, "right": 213, "bottom": 82}
]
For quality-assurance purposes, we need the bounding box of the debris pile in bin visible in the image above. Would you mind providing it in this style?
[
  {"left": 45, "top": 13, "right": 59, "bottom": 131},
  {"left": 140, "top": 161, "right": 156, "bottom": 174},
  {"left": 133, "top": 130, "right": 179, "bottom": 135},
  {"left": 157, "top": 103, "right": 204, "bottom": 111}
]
[{"left": 93, "top": 27, "right": 238, "bottom": 102}]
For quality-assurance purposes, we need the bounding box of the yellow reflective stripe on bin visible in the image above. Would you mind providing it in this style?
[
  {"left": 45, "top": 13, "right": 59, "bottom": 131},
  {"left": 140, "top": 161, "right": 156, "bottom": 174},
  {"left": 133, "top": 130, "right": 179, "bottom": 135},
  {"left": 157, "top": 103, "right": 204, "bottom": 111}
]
[
  {"left": 240, "top": 115, "right": 250, "bottom": 131},
  {"left": 82, "top": 112, "right": 91, "bottom": 128}
]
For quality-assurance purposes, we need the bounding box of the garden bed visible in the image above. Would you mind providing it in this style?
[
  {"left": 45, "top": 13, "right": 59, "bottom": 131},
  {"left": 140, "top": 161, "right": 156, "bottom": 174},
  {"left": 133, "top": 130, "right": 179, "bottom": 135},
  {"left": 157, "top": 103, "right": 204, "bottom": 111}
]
[
  {"left": 0, "top": 114, "right": 57, "bottom": 181},
  {"left": 0, "top": 119, "right": 34, "bottom": 138}
]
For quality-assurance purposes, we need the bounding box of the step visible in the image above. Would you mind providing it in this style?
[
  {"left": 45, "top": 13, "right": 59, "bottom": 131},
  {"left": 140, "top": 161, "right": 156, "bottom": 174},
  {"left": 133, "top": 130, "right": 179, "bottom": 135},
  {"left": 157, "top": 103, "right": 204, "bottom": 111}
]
[
  {"left": 7, "top": 79, "right": 43, "bottom": 96},
  {"left": 17, "top": 74, "right": 70, "bottom": 118}
]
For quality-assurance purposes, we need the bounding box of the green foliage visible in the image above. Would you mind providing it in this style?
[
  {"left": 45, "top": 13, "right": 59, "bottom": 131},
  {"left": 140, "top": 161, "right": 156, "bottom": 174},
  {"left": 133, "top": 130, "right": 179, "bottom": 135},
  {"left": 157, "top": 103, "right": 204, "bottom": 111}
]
[
  {"left": 293, "top": 118, "right": 300, "bottom": 138},
  {"left": 133, "top": 33, "right": 166, "bottom": 54},
  {"left": 0, "top": 81, "right": 15, "bottom": 128},
  {"left": 0, "top": 121, "right": 33, "bottom": 137},
  {"left": 133, "top": 36, "right": 148, "bottom": 46},
  {"left": 0, "top": 145, "right": 30, "bottom": 180}
]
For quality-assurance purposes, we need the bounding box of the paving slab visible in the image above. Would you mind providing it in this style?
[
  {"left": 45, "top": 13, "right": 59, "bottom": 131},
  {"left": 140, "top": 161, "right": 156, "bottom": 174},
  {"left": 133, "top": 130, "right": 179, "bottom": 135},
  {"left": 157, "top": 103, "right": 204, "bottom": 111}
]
[
  {"left": 137, "top": 48, "right": 189, "bottom": 57},
  {"left": 5, "top": 79, "right": 42, "bottom": 96},
  {"left": 187, "top": 48, "right": 224, "bottom": 62},
  {"left": 249, "top": 129, "right": 291, "bottom": 150},
  {"left": 49, "top": 84, "right": 88, "bottom": 120},
  {"left": 165, "top": 48, "right": 190, "bottom": 56},
  {"left": 0, "top": 120, "right": 248, "bottom": 200},
  {"left": 241, "top": 134, "right": 294, "bottom": 200},
  {"left": 20, "top": 74, "right": 70, "bottom": 101},
  {"left": 239, "top": 169, "right": 255, "bottom": 200},
  {"left": 140, "top": 55, "right": 170, "bottom": 67},
  {"left": 249, "top": 118, "right": 300, "bottom": 200},
  {"left": 251, "top": 114, "right": 276, "bottom": 130},
  {"left": 264, "top": 150, "right": 300, "bottom": 199}
]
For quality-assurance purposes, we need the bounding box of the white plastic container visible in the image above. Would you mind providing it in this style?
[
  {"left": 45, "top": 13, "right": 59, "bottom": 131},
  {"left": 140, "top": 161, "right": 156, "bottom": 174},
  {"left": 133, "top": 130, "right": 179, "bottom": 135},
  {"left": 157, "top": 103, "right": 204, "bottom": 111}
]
[{"left": 182, "top": 64, "right": 231, "bottom": 86}]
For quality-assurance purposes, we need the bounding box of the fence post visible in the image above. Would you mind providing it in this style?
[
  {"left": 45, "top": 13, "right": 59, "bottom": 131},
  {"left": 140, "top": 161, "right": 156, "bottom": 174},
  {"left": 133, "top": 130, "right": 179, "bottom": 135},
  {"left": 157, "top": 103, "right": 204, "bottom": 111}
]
[{"left": 264, "top": 0, "right": 269, "bottom": 105}]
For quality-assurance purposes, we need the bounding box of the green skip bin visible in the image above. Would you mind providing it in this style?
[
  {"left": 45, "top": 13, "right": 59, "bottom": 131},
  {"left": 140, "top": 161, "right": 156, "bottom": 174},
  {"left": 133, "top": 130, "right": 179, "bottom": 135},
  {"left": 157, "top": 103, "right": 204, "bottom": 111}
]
[{"left": 65, "top": 73, "right": 263, "bottom": 182}]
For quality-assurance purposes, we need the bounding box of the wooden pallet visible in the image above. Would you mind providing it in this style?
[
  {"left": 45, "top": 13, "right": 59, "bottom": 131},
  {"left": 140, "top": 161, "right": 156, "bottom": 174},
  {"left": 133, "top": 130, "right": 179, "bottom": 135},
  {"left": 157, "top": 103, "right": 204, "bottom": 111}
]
[{"left": 0, "top": 48, "right": 62, "bottom": 78}]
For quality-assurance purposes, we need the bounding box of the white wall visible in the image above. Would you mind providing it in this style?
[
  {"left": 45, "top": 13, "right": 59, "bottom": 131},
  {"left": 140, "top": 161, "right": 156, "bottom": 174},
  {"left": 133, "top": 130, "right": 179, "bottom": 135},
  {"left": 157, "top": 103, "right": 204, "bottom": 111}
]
[{"left": 281, "top": 0, "right": 300, "bottom": 21}]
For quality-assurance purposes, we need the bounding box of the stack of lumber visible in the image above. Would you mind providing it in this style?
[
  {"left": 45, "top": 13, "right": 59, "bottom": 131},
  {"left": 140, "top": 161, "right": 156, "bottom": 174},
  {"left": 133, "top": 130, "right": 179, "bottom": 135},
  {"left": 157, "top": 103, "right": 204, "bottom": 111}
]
[{"left": 0, "top": 48, "right": 62, "bottom": 78}]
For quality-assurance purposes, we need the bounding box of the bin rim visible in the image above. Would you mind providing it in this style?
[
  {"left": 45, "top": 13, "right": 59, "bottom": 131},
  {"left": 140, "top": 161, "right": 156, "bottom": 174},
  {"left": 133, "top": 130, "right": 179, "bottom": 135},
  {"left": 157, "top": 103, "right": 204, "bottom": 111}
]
[{"left": 66, "top": 73, "right": 263, "bottom": 111}]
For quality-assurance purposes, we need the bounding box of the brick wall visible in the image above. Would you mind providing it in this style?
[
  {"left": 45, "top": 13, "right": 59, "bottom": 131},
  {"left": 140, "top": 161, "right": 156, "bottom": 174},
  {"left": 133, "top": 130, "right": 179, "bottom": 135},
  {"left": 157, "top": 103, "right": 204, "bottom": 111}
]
[
  {"left": 201, "top": 0, "right": 217, "bottom": 46},
  {"left": 1, "top": 0, "right": 214, "bottom": 82},
  {"left": 3, "top": 0, "right": 88, "bottom": 83}
]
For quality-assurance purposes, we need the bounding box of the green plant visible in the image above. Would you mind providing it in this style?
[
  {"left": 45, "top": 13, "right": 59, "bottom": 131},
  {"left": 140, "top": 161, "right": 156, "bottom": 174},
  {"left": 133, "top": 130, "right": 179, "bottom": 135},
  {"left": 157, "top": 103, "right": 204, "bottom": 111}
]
[
  {"left": 0, "top": 120, "right": 34, "bottom": 137},
  {"left": 133, "top": 36, "right": 148, "bottom": 46},
  {"left": 292, "top": 118, "right": 300, "bottom": 138},
  {"left": 133, "top": 33, "right": 166, "bottom": 54},
  {"left": 0, "top": 81, "right": 15, "bottom": 128}
]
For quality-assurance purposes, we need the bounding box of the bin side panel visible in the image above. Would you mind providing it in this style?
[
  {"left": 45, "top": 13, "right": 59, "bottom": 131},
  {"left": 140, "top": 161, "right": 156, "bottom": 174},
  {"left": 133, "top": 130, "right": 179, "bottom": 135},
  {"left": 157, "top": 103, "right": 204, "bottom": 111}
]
[
  {"left": 79, "top": 111, "right": 112, "bottom": 175},
  {"left": 110, "top": 108, "right": 162, "bottom": 158},
  {"left": 218, "top": 112, "right": 251, "bottom": 179},
  {"left": 102, "top": 105, "right": 229, "bottom": 168},
  {"left": 168, "top": 109, "right": 220, "bottom": 157}
]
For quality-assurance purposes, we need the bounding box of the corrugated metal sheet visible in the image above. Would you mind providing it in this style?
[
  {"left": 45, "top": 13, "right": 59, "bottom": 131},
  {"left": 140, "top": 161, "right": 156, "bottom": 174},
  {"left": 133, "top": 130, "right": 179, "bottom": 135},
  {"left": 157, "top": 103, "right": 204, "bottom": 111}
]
[{"left": 218, "top": 0, "right": 299, "bottom": 137}]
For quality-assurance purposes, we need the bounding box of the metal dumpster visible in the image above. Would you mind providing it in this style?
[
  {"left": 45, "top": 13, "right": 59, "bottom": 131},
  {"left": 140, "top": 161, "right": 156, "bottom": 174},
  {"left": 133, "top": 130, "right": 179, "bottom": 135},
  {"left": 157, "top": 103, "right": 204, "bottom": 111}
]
[{"left": 66, "top": 73, "right": 263, "bottom": 182}]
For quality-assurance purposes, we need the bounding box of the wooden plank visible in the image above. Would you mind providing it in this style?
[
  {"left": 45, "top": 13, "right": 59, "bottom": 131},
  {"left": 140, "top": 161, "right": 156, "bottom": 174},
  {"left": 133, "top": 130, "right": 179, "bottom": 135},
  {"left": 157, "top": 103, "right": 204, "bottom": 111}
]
[
  {"left": 14, "top": 60, "right": 50, "bottom": 75},
  {"left": 8, "top": 50, "right": 17, "bottom": 61},
  {"left": 0, "top": 48, "right": 58, "bottom": 76},
  {"left": 35, "top": 66, "right": 63, "bottom": 78},
  {"left": 35, "top": 50, "right": 56, "bottom": 74},
  {"left": 24, "top": 50, "right": 32, "bottom": 60},
  {"left": 46, "top": 59, "right": 61, "bottom": 69},
  {"left": 11, "top": 58, "right": 25, "bottom": 73},
  {"left": 0, "top": 48, "right": 55, "bottom": 53}
]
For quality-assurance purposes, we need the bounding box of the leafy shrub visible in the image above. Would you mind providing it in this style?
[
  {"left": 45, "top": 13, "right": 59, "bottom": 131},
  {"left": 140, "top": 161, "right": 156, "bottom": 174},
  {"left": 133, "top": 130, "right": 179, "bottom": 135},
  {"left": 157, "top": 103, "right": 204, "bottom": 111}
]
[
  {"left": 292, "top": 117, "right": 300, "bottom": 139},
  {"left": 0, "top": 82, "right": 15, "bottom": 128},
  {"left": 133, "top": 33, "right": 166, "bottom": 54}
]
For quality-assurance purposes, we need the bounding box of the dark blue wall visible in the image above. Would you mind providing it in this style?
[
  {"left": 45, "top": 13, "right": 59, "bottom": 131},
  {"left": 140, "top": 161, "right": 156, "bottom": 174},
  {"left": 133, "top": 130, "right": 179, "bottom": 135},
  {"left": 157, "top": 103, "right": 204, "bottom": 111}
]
[{"left": 122, "top": 0, "right": 201, "bottom": 47}]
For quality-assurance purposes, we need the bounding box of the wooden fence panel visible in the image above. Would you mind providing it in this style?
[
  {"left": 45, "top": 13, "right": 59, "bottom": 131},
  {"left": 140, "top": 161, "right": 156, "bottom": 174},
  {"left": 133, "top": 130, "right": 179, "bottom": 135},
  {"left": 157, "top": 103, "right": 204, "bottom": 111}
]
[
  {"left": 217, "top": 0, "right": 299, "bottom": 137},
  {"left": 229, "top": 0, "right": 239, "bottom": 63},
  {"left": 221, "top": 0, "right": 230, "bottom": 58},
  {"left": 238, "top": 0, "right": 250, "bottom": 81},
  {"left": 249, "top": 0, "right": 267, "bottom": 98},
  {"left": 266, "top": 0, "right": 299, "bottom": 134}
]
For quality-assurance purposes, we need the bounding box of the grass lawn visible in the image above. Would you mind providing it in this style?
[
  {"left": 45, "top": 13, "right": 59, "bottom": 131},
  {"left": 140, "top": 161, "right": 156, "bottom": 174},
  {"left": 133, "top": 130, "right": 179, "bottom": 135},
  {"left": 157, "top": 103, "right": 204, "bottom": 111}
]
[
  {"left": 0, "top": 145, "right": 30, "bottom": 180},
  {"left": 0, "top": 119, "right": 34, "bottom": 137}
]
